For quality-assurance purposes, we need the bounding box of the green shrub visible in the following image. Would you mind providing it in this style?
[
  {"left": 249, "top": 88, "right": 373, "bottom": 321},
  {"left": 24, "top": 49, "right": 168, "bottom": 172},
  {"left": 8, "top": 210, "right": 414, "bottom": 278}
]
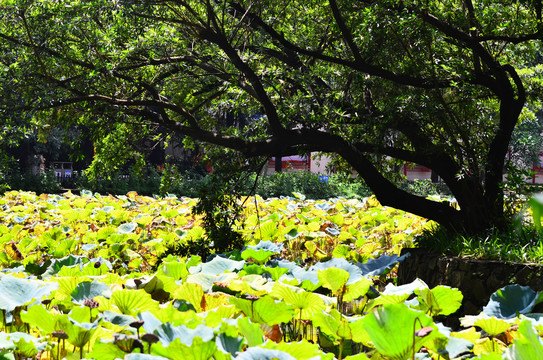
[
  {"left": 3, "top": 171, "right": 61, "bottom": 194},
  {"left": 398, "top": 179, "right": 451, "bottom": 196},
  {"left": 75, "top": 165, "right": 450, "bottom": 200},
  {"left": 76, "top": 166, "right": 162, "bottom": 196}
]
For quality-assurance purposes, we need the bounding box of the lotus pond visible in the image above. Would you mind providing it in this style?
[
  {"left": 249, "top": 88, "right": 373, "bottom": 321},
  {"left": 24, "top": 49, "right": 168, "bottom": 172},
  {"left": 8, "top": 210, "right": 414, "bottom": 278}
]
[{"left": 0, "top": 190, "right": 541, "bottom": 359}]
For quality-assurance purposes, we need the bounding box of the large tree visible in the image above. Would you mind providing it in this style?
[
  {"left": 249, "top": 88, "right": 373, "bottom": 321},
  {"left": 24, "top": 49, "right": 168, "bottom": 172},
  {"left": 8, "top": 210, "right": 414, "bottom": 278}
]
[{"left": 1, "top": 0, "right": 542, "bottom": 232}]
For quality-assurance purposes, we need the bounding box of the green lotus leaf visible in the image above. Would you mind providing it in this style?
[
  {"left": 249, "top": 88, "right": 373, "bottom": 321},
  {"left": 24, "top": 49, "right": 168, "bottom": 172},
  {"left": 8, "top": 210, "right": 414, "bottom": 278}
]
[
  {"left": 312, "top": 258, "right": 364, "bottom": 285},
  {"left": 414, "top": 285, "right": 463, "bottom": 316},
  {"left": 263, "top": 266, "right": 289, "bottom": 281},
  {"left": 42, "top": 254, "right": 86, "bottom": 277},
  {"left": 312, "top": 309, "right": 358, "bottom": 342},
  {"left": 55, "top": 276, "right": 83, "bottom": 301},
  {"left": 192, "top": 256, "right": 245, "bottom": 276},
  {"left": 230, "top": 296, "right": 294, "bottom": 325},
  {"left": 13, "top": 337, "right": 40, "bottom": 358},
  {"left": 125, "top": 354, "right": 170, "bottom": 360},
  {"left": 80, "top": 189, "right": 93, "bottom": 197},
  {"left": 382, "top": 278, "right": 428, "bottom": 296},
  {"left": 329, "top": 213, "right": 344, "bottom": 227},
  {"left": 53, "top": 239, "right": 76, "bottom": 258},
  {"left": 241, "top": 264, "right": 266, "bottom": 276},
  {"left": 343, "top": 278, "right": 373, "bottom": 302},
  {"left": 71, "top": 280, "right": 112, "bottom": 304},
  {"left": 257, "top": 221, "right": 279, "bottom": 240},
  {"left": 476, "top": 354, "right": 503, "bottom": 360},
  {"left": 153, "top": 336, "right": 217, "bottom": 360},
  {"left": 483, "top": 284, "right": 543, "bottom": 319},
  {"left": 284, "top": 228, "right": 300, "bottom": 240},
  {"left": 356, "top": 253, "right": 410, "bottom": 277},
  {"left": 317, "top": 267, "right": 349, "bottom": 295},
  {"left": 87, "top": 340, "right": 127, "bottom": 360},
  {"left": 117, "top": 222, "right": 138, "bottom": 234},
  {"left": 54, "top": 316, "right": 99, "bottom": 349},
  {"left": 241, "top": 241, "right": 282, "bottom": 264},
  {"left": 444, "top": 337, "right": 474, "bottom": 359},
  {"left": 187, "top": 226, "right": 205, "bottom": 241},
  {"left": 237, "top": 317, "right": 264, "bottom": 347},
  {"left": 343, "top": 354, "right": 370, "bottom": 360},
  {"left": 361, "top": 303, "right": 440, "bottom": 360},
  {"left": 366, "top": 293, "right": 411, "bottom": 312},
  {"left": 21, "top": 305, "right": 56, "bottom": 334},
  {"left": 474, "top": 317, "right": 514, "bottom": 337},
  {"left": 235, "top": 347, "right": 297, "bottom": 360},
  {"left": 100, "top": 310, "right": 137, "bottom": 327},
  {"left": 215, "top": 333, "right": 244, "bottom": 357},
  {"left": 159, "top": 260, "right": 189, "bottom": 281},
  {"left": 505, "top": 319, "right": 543, "bottom": 359},
  {"left": 331, "top": 244, "right": 350, "bottom": 257},
  {"left": 187, "top": 272, "right": 239, "bottom": 292},
  {"left": 138, "top": 307, "right": 196, "bottom": 332},
  {"left": 154, "top": 323, "right": 214, "bottom": 347},
  {"left": 172, "top": 282, "right": 204, "bottom": 312},
  {"left": 0, "top": 275, "right": 58, "bottom": 312},
  {"left": 263, "top": 339, "right": 333, "bottom": 360},
  {"left": 111, "top": 289, "right": 159, "bottom": 315},
  {"left": 241, "top": 249, "right": 275, "bottom": 264},
  {"left": 271, "top": 284, "right": 325, "bottom": 319},
  {"left": 0, "top": 332, "right": 46, "bottom": 358}
]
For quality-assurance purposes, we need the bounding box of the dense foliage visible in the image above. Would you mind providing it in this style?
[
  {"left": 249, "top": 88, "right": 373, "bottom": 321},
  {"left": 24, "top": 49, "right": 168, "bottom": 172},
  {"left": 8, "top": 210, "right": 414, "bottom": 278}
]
[
  {"left": 1, "top": 191, "right": 543, "bottom": 359},
  {"left": 2, "top": 0, "right": 543, "bottom": 232}
]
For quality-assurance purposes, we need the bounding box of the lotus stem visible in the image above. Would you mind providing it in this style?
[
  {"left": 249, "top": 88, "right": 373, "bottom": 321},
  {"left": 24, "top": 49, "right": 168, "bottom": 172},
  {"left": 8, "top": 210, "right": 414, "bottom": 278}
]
[{"left": 338, "top": 338, "right": 344, "bottom": 360}]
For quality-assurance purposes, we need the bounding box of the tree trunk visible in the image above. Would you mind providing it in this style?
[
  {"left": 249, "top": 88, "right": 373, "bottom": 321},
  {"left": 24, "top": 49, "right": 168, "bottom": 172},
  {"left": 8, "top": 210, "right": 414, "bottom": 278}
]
[{"left": 275, "top": 156, "right": 282, "bottom": 173}]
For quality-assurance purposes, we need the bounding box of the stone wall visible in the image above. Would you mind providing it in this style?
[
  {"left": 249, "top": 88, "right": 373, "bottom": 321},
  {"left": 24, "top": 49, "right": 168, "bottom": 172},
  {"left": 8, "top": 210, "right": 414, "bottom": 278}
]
[{"left": 397, "top": 248, "right": 543, "bottom": 317}]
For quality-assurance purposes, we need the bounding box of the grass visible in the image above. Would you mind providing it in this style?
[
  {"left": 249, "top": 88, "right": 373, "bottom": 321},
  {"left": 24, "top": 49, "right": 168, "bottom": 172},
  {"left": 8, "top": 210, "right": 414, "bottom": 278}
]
[{"left": 415, "top": 225, "right": 543, "bottom": 263}]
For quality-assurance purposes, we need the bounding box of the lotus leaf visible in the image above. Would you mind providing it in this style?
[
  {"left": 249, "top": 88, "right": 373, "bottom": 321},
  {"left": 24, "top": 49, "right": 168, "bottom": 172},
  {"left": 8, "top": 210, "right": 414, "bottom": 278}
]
[
  {"left": 257, "top": 221, "right": 279, "bottom": 240},
  {"left": 191, "top": 256, "right": 245, "bottom": 276},
  {"left": 241, "top": 240, "right": 283, "bottom": 264},
  {"left": 42, "top": 254, "right": 86, "bottom": 277},
  {"left": 188, "top": 272, "right": 239, "bottom": 292},
  {"left": 414, "top": 285, "right": 463, "bottom": 316},
  {"left": 356, "top": 253, "right": 410, "bottom": 277},
  {"left": 154, "top": 323, "right": 214, "bottom": 347},
  {"left": 125, "top": 354, "right": 170, "bottom": 360},
  {"left": 361, "top": 303, "right": 442, "bottom": 360},
  {"left": 0, "top": 275, "right": 58, "bottom": 312},
  {"left": 153, "top": 336, "right": 217, "bottom": 360},
  {"left": 311, "top": 258, "right": 364, "bottom": 285},
  {"left": 235, "top": 347, "right": 297, "bottom": 360},
  {"left": 230, "top": 296, "right": 294, "bottom": 325},
  {"left": 382, "top": 278, "right": 428, "bottom": 296},
  {"left": 318, "top": 267, "right": 350, "bottom": 295},
  {"left": 215, "top": 332, "right": 244, "bottom": 357},
  {"left": 263, "top": 339, "right": 333, "bottom": 360},
  {"left": 271, "top": 284, "right": 325, "bottom": 319},
  {"left": 474, "top": 317, "right": 515, "bottom": 337},
  {"left": 263, "top": 266, "right": 289, "bottom": 281},
  {"left": 443, "top": 336, "right": 474, "bottom": 359},
  {"left": 237, "top": 317, "right": 264, "bottom": 347},
  {"left": 172, "top": 282, "right": 205, "bottom": 311},
  {"left": 20, "top": 305, "right": 56, "bottom": 334},
  {"left": 343, "top": 354, "right": 370, "bottom": 360},
  {"left": 0, "top": 332, "right": 46, "bottom": 353},
  {"left": 504, "top": 320, "right": 543, "bottom": 359},
  {"left": 100, "top": 310, "right": 137, "bottom": 327},
  {"left": 483, "top": 284, "right": 543, "bottom": 319},
  {"left": 87, "top": 340, "right": 128, "bottom": 360},
  {"left": 71, "top": 280, "right": 112, "bottom": 304},
  {"left": 111, "top": 289, "right": 159, "bottom": 315},
  {"left": 118, "top": 222, "right": 138, "bottom": 234}
]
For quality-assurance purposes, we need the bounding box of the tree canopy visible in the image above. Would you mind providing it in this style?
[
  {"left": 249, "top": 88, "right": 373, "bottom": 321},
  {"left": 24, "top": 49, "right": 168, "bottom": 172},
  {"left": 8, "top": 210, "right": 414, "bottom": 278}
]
[{"left": 1, "top": 0, "right": 543, "bottom": 232}]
